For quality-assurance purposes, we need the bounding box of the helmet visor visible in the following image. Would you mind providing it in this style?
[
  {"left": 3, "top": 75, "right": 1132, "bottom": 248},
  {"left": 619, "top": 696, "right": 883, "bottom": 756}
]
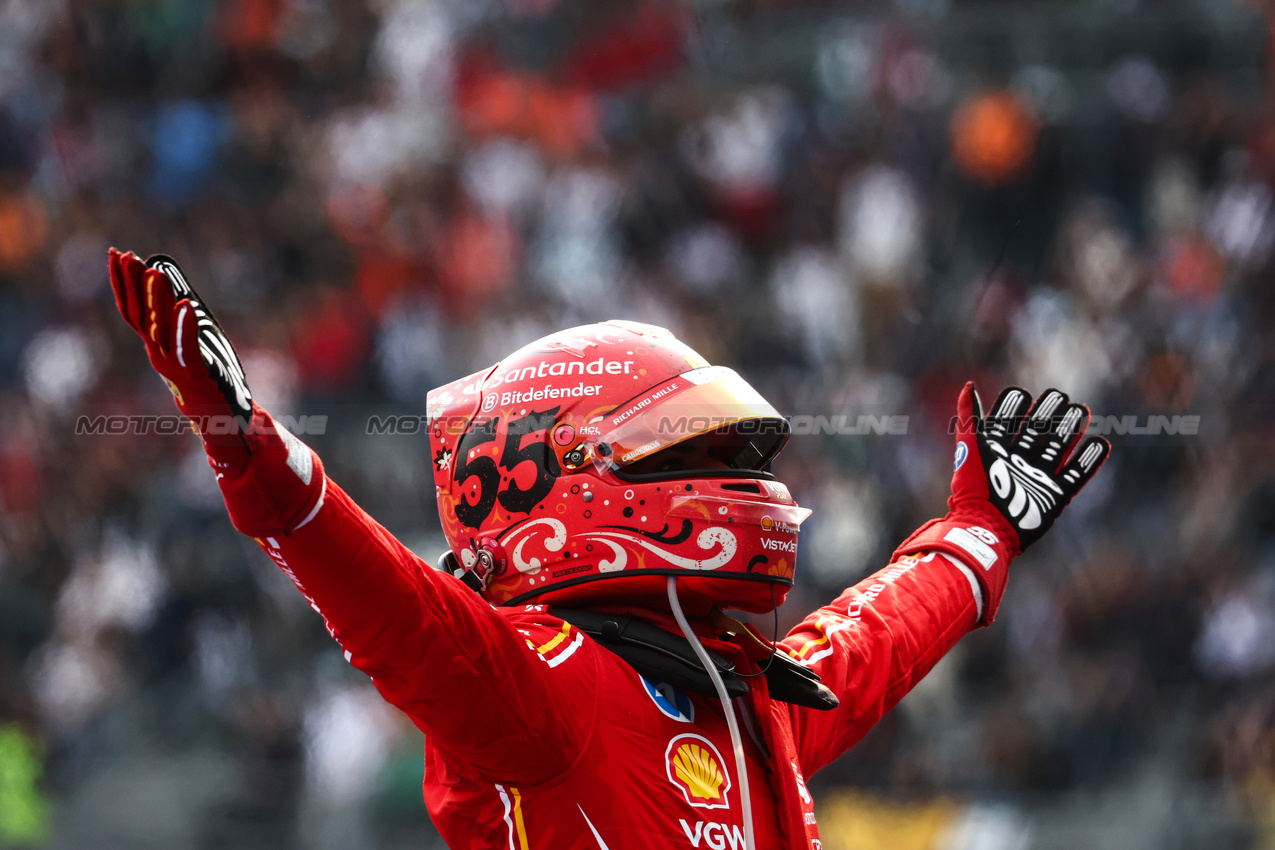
[{"left": 589, "top": 367, "right": 790, "bottom": 473}]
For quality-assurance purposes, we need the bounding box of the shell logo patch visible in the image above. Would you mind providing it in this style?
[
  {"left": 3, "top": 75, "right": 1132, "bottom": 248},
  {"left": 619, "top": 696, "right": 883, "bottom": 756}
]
[{"left": 665, "top": 734, "right": 731, "bottom": 810}]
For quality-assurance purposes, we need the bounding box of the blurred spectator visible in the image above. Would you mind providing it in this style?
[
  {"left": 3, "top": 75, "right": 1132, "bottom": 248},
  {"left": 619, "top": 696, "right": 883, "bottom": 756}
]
[
  {"left": 1196, "top": 571, "right": 1275, "bottom": 679},
  {"left": 949, "top": 92, "right": 1038, "bottom": 187},
  {"left": 0, "top": 724, "right": 50, "bottom": 846}
]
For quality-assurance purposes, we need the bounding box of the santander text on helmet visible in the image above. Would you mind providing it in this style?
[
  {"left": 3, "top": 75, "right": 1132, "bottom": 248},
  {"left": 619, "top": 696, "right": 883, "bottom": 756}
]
[{"left": 472, "top": 358, "right": 637, "bottom": 393}]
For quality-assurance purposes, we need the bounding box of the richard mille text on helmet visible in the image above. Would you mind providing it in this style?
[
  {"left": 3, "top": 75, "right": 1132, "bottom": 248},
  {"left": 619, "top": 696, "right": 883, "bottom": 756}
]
[{"left": 108, "top": 249, "right": 1109, "bottom": 850}]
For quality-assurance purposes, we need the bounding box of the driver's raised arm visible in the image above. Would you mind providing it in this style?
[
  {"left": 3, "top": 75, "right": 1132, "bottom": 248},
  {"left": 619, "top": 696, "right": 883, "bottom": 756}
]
[{"left": 107, "top": 249, "right": 594, "bottom": 786}]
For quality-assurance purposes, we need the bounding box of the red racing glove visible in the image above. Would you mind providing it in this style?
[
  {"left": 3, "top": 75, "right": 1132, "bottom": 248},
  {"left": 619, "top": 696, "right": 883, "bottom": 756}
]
[
  {"left": 894, "top": 382, "right": 1110, "bottom": 625},
  {"left": 109, "top": 248, "right": 325, "bottom": 536}
]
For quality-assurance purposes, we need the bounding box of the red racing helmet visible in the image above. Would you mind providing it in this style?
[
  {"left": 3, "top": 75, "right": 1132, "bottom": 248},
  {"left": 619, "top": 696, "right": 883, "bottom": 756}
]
[{"left": 426, "top": 321, "right": 811, "bottom": 613}]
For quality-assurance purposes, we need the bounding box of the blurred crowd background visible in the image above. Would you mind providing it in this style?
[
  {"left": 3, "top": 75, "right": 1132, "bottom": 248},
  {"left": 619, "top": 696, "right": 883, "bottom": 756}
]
[{"left": 1, "top": 0, "right": 1274, "bottom": 847}]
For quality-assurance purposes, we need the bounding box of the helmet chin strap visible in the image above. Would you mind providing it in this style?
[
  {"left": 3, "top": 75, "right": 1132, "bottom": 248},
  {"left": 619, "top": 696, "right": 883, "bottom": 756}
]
[{"left": 666, "top": 576, "right": 755, "bottom": 850}]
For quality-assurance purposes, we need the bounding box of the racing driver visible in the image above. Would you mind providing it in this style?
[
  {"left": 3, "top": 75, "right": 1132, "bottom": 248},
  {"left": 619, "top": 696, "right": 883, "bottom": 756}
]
[{"left": 108, "top": 248, "right": 1110, "bottom": 850}]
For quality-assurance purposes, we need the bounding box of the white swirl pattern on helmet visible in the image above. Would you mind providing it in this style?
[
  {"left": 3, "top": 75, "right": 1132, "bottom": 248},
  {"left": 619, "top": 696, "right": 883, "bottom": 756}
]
[
  {"left": 505, "top": 518, "right": 568, "bottom": 574},
  {"left": 586, "top": 528, "right": 737, "bottom": 571},
  {"left": 587, "top": 537, "right": 628, "bottom": 572}
]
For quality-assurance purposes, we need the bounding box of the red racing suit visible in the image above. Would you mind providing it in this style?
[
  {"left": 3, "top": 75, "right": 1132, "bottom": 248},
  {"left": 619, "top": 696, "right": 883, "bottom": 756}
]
[
  {"left": 106, "top": 247, "right": 1029, "bottom": 849},
  {"left": 230, "top": 427, "right": 1012, "bottom": 850}
]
